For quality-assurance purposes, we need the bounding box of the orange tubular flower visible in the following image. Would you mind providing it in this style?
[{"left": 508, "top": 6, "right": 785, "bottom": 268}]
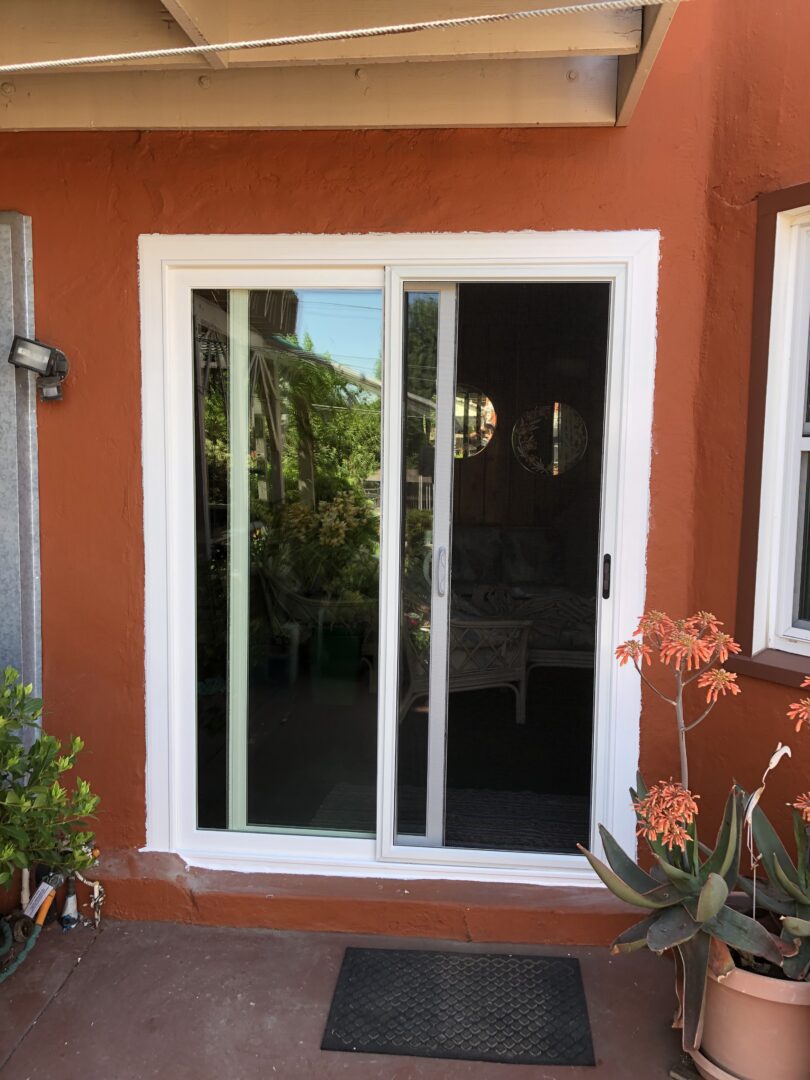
[
  {"left": 659, "top": 631, "right": 715, "bottom": 671},
  {"left": 787, "top": 697, "right": 810, "bottom": 734},
  {"left": 688, "top": 611, "right": 723, "bottom": 635},
  {"left": 615, "top": 640, "right": 652, "bottom": 667},
  {"left": 633, "top": 780, "right": 700, "bottom": 852},
  {"left": 635, "top": 611, "right": 674, "bottom": 643},
  {"left": 802, "top": 676, "right": 810, "bottom": 689},
  {"left": 696, "top": 668, "right": 741, "bottom": 703},
  {"left": 707, "top": 631, "right": 742, "bottom": 664},
  {"left": 793, "top": 793, "right": 810, "bottom": 823}
]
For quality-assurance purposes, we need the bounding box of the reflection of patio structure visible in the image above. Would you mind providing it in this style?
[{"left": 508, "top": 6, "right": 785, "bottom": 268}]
[{"left": 193, "top": 291, "right": 435, "bottom": 547}]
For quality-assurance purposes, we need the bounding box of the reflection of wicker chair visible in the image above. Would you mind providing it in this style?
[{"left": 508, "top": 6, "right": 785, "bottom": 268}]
[
  {"left": 259, "top": 569, "right": 376, "bottom": 683},
  {"left": 262, "top": 573, "right": 374, "bottom": 632},
  {"left": 400, "top": 618, "right": 532, "bottom": 725}
]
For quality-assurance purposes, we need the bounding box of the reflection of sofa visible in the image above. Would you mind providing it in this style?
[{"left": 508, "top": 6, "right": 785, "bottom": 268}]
[{"left": 451, "top": 525, "right": 595, "bottom": 662}]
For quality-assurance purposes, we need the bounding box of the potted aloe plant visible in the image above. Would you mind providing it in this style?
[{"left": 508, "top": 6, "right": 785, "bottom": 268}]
[{"left": 579, "top": 612, "right": 810, "bottom": 1080}]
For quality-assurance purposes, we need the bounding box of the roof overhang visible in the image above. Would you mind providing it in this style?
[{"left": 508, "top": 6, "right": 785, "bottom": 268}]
[{"left": 0, "top": 1, "right": 684, "bottom": 130}]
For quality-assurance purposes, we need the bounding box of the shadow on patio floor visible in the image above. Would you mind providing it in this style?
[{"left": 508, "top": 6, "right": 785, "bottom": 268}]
[{"left": 0, "top": 921, "right": 682, "bottom": 1079}]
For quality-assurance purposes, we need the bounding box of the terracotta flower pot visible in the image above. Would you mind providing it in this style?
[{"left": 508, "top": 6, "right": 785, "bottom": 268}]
[{"left": 689, "top": 963, "right": 810, "bottom": 1080}]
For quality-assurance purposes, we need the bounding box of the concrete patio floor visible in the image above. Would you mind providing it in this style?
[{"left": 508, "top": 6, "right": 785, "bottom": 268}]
[{"left": 0, "top": 920, "right": 684, "bottom": 1079}]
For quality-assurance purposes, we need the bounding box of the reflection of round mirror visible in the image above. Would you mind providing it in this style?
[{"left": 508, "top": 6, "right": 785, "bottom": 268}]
[
  {"left": 511, "top": 402, "right": 588, "bottom": 477},
  {"left": 454, "top": 386, "right": 496, "bottom": 460}
]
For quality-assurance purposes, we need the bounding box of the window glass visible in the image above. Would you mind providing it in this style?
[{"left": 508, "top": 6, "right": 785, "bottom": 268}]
[{"left": 193, "top": 288, "right": 383, "bottom": 834}]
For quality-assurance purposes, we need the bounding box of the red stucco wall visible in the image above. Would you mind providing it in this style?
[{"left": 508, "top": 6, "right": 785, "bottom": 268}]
[{"left": 0, "top": 0, "right": 807, "bottom": 933}]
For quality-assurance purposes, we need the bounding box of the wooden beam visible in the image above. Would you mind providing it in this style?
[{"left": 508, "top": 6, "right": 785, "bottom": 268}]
[
  {"left": 0, "top": 1, "right": 640, "bottom": 71},
  {"left": 0, "top": 57, "right": 618, "bottom": 129},
  {"left": 0, "top": 0, "right": 204, "bottom": 71},
  {"left": 615, "top": 2, "right": 679, "bottom": 126},
  {"left": 218, "top": 1, "right": 641, "bottom": 67},
  {"left": 160, "top": 1, "right": 230, "bottom": 70}
]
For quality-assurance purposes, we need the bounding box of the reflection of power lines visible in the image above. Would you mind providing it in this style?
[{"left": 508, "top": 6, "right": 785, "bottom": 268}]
[{"left": 297, "top": 300, "right": 382, "bottom": 313}]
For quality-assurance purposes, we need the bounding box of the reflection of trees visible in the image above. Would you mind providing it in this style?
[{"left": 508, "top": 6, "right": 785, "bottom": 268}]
[
  {"left": 275, "top": 332, "right": 381, "bottom": 510},
  {"left": 194, "top": 308, "right": 385, "bottom": 652},
  {"left": 404, "top": 295, "right": 439, "bottom": 471},
  {"left": 401, "top": 295, "right": 439, "bottom": 611},
  {"left": 195, "top": 320, "right": 382, "bottom": 529}
]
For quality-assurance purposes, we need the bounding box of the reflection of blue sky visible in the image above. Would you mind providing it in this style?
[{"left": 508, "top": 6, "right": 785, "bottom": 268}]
[{"left": 295, "top": 290, "right": 383, "bottom": 380}]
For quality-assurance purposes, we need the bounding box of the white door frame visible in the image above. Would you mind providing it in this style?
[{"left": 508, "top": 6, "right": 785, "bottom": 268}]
[{"left": 140, "top": 231, "right": 659, "bottom": 884}]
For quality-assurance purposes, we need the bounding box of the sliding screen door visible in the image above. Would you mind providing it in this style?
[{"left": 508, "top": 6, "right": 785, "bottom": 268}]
[{"left": 387, "top": 278, "right": 610, "bottom": 862}]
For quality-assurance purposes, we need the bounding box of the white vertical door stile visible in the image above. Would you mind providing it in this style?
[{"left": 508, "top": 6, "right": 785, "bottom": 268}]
[
  {"left": 424, "top": 285, "right": 458, "bottom": 846},
  {"left": 227, "top": 289, "right": 251, "bottom": 830}
]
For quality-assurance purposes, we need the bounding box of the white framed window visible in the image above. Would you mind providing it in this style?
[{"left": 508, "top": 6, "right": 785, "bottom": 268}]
[
  {"left": 754, "top": 206, "right": 810, "bottom": 657},
  {"left": 139, "top": 231, "right": 659, "bottom": 885}
]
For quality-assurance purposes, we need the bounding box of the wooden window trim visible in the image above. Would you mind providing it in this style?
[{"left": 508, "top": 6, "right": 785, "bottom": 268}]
[{"left": 730, "top": 181, "right": 810, "bottom": 687}]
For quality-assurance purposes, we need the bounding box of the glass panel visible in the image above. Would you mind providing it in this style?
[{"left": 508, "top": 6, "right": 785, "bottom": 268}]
[
  {"left": 794, "top": 453, "right": 810, "bottom": 626},
  {"left": 396, "top": 292, "right": 440, "bottom": 839},
  {"left": 194, "top": 288, "right": 383, "bottom": 834},
  {"left": 444, "top": 282, "right": 609, "bottom": 853}
]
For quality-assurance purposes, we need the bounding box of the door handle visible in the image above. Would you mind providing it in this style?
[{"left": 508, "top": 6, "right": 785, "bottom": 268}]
[
  {"left": 436, "top": 546, "right": 448, "bottom": 597},
  {"left": 602, "top": 554, "right": 612, "bottom": 600}
]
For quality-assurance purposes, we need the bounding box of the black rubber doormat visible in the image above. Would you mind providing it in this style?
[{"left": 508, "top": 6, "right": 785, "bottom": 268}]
[{"left": 321, "top": 947, "right": 595, "bottom": 1067}]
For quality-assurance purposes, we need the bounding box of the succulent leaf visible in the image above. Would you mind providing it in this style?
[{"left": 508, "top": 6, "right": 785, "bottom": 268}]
[
  {"left": 749, "top": 802, "right": 800, "bottom": 893},
  {"left": 706, "top": 906, "right": 792, "bottom": 967},
  {"left": 654, "top": 854, "right": 699, "bottom": 892},
  {"left": 792, "top": 809, "right": 808, "bottom": 893},
  {"left": 646, "top": 905, "right": 701, "bottom": 953},
  {"left": 773, "top": 855, "right": 810, "bottom": 906},
  {"left": 782, "top": 937, "right": 810, "bottom": 981},
  {"left": 610, "top": 915, "right": 658, "bottom": 954},
  {"left": 598, "top": 824, "right": 660, "bottom": 894},
  {"left": 696, "top": 873, "right": 729, "bottom": 924},
  {"left": 686, "top": 817, "right": 700, "bottom": 876},
  {"left": 701, "top": 791, "right": 741, "bottom": 889},
  {"left": 634, "top": 772, "right": 648, "bottom": 800},
  {"left": 578, "top": 845, "right": 681, "bottom": 910},
  {"left": 676, "top": 932, "right": 710, "bottom": 1052},
  {"left": 781, "top": 915, "right": 810, "bottom": 937},
  {"left": 736, "top": 875, "right": 796, "bottom": 917}
]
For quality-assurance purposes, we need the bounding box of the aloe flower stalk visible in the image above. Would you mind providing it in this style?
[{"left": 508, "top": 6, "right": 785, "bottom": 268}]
[{"left": 615, "top": 610, "right": 741, "bottom": 789}]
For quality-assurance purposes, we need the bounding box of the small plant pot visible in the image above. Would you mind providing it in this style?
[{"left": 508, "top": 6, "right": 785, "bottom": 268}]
[{"left": 690, "top": 964, "right": 810, "bottom": 1080}]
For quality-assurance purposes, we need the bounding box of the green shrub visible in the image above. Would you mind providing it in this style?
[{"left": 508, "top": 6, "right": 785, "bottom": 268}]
[{"left": 0, "top": 667, "right": 99, "bottom": 887}]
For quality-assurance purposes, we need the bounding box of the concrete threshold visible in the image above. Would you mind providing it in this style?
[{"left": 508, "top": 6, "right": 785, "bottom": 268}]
[{"left": 99, "top": 850, "right": 636, "bottom": 945}]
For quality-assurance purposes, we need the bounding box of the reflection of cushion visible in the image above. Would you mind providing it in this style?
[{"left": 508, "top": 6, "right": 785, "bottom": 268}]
[
  {"left": 454, "top": 584, "right": 595, "bottom": 652},
  {"left": 452, "top": 526, "right": 502, "bottom": 584},
  {"left": 501, "top": 528, "right": 563, "bottom": 588},
  {"left": 452, "top": 525, "right": 564, "bottom": 588}
]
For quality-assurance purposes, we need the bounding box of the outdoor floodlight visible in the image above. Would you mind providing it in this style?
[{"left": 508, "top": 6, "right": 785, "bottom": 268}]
[{"left": 7, "top": 335, "right": 70, "bottom": 401}]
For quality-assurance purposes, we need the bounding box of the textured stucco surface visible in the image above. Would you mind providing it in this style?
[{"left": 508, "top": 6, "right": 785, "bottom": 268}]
[
  {"left": 0, "top": 0, "right": 807, "bottom": 932},
  {"left": 0, "top": 212, "right": 40, "bottom": 698}
]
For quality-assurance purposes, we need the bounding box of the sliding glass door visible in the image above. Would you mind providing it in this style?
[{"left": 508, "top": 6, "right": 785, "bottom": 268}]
[{"left": 190, "top": 270, "right": 609, "bottom": 861}]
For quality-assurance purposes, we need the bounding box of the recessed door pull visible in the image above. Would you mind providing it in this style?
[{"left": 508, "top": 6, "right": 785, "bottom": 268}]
[
  {"left": 602, "top": 554, "right": 612, "bottom": 600},
  {"left": 436, "top": 547, "right": 448, "bottom": 597}
]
